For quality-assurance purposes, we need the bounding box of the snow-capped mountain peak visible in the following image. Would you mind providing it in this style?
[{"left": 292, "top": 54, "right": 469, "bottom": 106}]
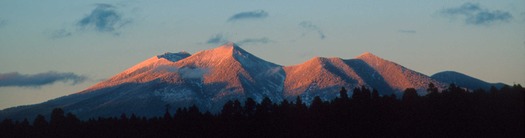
[
  {"left": 0, "top": 45, "right": 500, "bottom": 120},
  {"left": 356, "top": 52, "right": 378, "bottom": 58},
  {"left": 355, "top": 52, "right": 387, "bottom": 64},
  {"left": 181, "top": 42, "right": 259, "bottom": 65}
]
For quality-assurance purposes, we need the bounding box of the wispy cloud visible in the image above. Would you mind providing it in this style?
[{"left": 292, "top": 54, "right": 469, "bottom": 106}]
[
  {"left": 398, "top": 30, "right": 416, "bottom": 34},
  {"left": 77, "top": 4, "right": 131, "bottom": 32},
  {"left": 50, "top": 29, "right": 73, "bottom": 39},
  {"left": 178, "top": 67, "right": 209, "bottom": 79},
  {"left": 228, "top": 10, "right": 268, "bottom": 22},
  {"left": 237, "top": 37, "right": 271, "bottom": 45},
  {"left": 0, "top": 18, "right": 7, "bottom": 28},
  {"left": 153, "top": 66, "right": 209, "bottom": 79},
  {"left": 206, "top": 33, "right": 229, "bottom": 45},
  {"left": 441, "top": 2, "right": 512, "bottom": 25},
  {"left": 0, "top": 71, "right": 87, "bottom": 88},
  {"left": 50, "top": 3, "right": 133, "bottom": 38},
  {"left": 299, "top": 21, "right": 326, "bottom": 39},
  {"left": 205, "top": 33, "right": 272, "bottom": 46}
]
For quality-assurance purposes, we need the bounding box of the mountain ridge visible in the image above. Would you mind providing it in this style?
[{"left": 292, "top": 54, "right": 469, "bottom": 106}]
[
  {"left": 431, "top": 71, "right": 505, "bottom": 90},
  {"left": 0, "top": 43, "right": 504, "bottom": 120}
]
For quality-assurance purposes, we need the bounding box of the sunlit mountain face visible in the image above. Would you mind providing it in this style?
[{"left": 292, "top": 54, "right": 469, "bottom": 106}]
[{"left": 0, "top": 43, "right": 503, "bottom": 120}]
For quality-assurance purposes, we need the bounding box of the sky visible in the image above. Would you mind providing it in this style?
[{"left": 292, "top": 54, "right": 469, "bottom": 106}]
[{"left": 1, "top": 0, "right": 524, "bottom": 109}]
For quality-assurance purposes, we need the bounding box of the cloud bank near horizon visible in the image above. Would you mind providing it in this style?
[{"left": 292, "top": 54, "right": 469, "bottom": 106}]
[{"left": 0, "top": 71, "right": 87, "bottom": 88}]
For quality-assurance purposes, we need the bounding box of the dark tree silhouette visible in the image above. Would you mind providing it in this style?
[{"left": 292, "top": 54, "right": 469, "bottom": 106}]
[
  {"left": 339, "top": 87, "right": 348, "bottom": 100},
  {"left": 402, "top": 88, "right": 419, "bottom": 103},
  {"left": 427, "top": 83, "right": 439, "bottom": 94},
  {"left": 33, "top": 114, "right": 48, "bottom": 128},
  {"left": 244, "top": 98, "right": 257, "bottom": 116},
  {"left": 221, "top": 100, "right": 235, "bottom": 117},
  {"left": 310, "top": 96, "right": 324, "bottom": 114},
  {"left": 163, "top": 104, "right": 172, "bottom": 121},
  {"left": 372, "top": 88, "right": 380, "bottom": 100},
  {"left": 0, "top": 84, "right": 523, "bottom": 137},
  {"left": 50, "top": 108, "right": 66, "bottom": 127}
]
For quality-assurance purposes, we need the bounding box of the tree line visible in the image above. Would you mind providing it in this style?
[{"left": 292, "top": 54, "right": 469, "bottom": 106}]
[{"left": 1, "top": 83, "right": 523, "bottom": 137}]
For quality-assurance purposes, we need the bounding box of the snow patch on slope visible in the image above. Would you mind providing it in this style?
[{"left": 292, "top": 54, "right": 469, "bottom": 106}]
[{"left": 153, "top": 88, "right": 195, "bottom": 103}]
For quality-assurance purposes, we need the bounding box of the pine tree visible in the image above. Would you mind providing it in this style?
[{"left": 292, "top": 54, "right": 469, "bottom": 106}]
[
  {"left": 33, "top": 114, "right": 48, "bottom": 128},
  {"left": 164, "top": 104, "right": 172, "bottom": 121},
  {"left": 233, "top": 100, "right": 243, "bottom": 117},
  {"left": 372, "top": 88, "right": 380, "bottom": 100},
  {"left": 257, "top": 97, "right": 273, "bottom": 114},
  {"left": 244, "top": 98, "right": 257, "bottom": 116},
  {"left": 339, "top": 87, "right": 348, "bottom": 100},
  {"left": 294, "top": 96, "right": 307, "bottom": 113},
  {"left": 310, "top": 96, "right": 324, "bottom": 114},
  {"left": 427, "top": 83, "right": 439, "bottom": 94},
  {"left": 222, "top": 100, "right": 235, "bottom": 117},
  {"left": 50, "top": 108, "right": 66, "bottom": 127},
  {"left": 402, "top": 88, "right": 418, "bottom": 103}
]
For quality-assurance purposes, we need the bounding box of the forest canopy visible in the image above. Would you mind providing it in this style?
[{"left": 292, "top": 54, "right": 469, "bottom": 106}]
[{"left": 1, "top": 83, "right": 523, "bottom": 137}]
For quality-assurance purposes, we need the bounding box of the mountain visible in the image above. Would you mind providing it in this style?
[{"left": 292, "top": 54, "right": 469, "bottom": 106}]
[
  {"left": 283, "top": 57, "right": 364, "bottom": 102},
  {"left": 431, "top": 71, "right": 505, "bottom": 90},
  {"left": 1, "top": 43, "right": 285, "bottom": 120},
  {"left": 282, "top": 53, "right": 447, "bottom": 102},
  {"left": 352, "top": 52, "right": 446, "bottom": 95},
  {"left": 0, "top": 43, "right": 489, "bottom": 120}
]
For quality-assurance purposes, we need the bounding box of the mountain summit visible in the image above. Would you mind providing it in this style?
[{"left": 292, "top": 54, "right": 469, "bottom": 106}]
[
  {"left": 354, "top": 52, "right": 445, "bottom": 94},
  {"left": 431, "top": 71, "right": 505, "bottom": 90},
  {"left": 0, "top": 44, "right": 500, "bottom": 120}
]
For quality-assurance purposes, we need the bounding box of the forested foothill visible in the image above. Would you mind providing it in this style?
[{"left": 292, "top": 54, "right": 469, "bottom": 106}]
[{"left": 1, "top": 83, "right": 523, "bottom": 137}]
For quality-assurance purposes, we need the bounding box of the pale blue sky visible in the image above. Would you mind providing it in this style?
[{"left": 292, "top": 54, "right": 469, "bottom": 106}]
[{"left": 1, "top": 0, "right": 524, "bottom": 109}]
